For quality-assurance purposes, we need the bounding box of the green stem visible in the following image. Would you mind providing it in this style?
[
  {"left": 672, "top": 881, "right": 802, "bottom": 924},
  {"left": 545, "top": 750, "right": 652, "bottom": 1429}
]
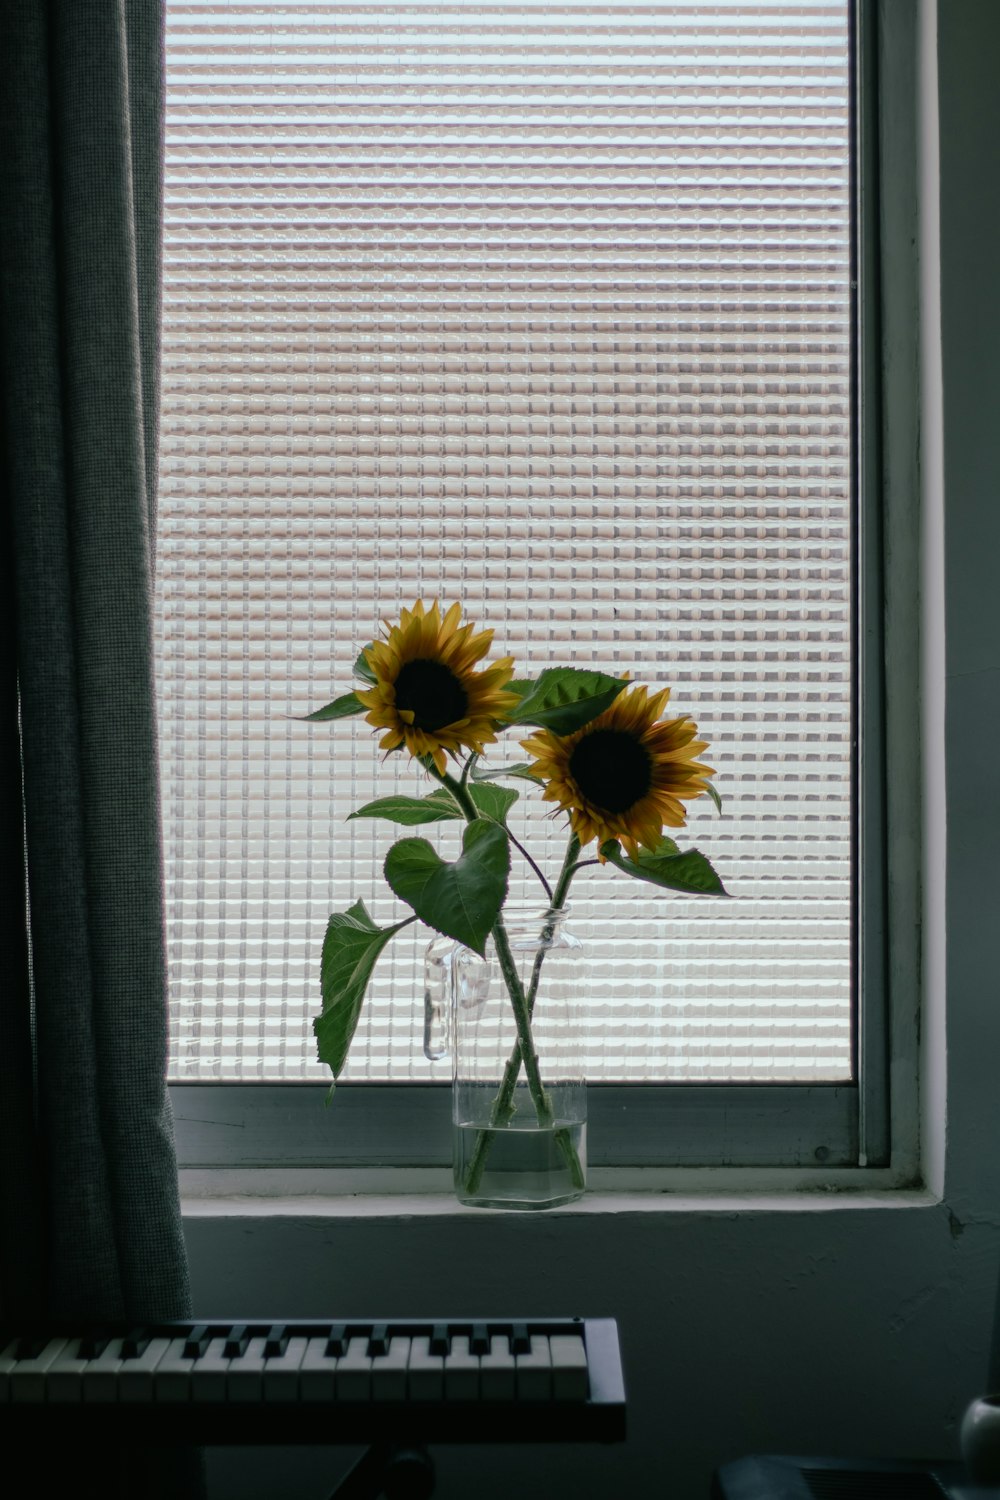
[
  {"left": 450, "top": 756, "right": 551, "bottom": 897},
  {"left": 463, "top": 832, "right": 584, "bottom": 1198},
  {"left": 460, "top": 752, "right": 478, "bottom": 788},
  {"left": 503, "top": 828, "right": 553, "bottom": 901},
  {"left": 433, "top": 767, "right": 585, "bottom": 1197},
  {"left": 524, "top": 835, "right": 580, "bottom": 1015},
  {"left": 439, "top": 769, "right": 551, "bottom": 1109},
  {"left": 489, "top": 917, "right": 549, "bottom": 1115}
]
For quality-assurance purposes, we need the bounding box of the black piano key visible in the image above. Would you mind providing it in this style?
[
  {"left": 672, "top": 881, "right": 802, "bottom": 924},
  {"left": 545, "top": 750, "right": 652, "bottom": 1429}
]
[
  {"left": 367, "top": 1323, "right": 389, "bottom": 1357},
  {"left": 77, "top": 1334, "right": 111, "bottom": 1359},
  {"left": 223, "top": 1323, "right": 250, "bottom": 1358},
  {"left": 325, "top": 1324, "right": 346, "bottom": 1357},
  {"left": 14, "top": 1337, "right": 49, "bottom": 1360},
  {"left": 120, "top": 1328, "right": 151, "bottom": 1359},
  {"left": 264, "top": 1324, "right": 289, "bottom": 1358},
  {"left": 184, "top": 1323, "right": 213, "bottom": 1359},
  {"left": 470, "top": 1323, "right": 489, "bottom": 1356},
  {"left": 429, "top": 1323, "right": 450, "bottom": 1356},
  {"left": 509, "top": 1322, "right": 531, "bottom": 1355}
]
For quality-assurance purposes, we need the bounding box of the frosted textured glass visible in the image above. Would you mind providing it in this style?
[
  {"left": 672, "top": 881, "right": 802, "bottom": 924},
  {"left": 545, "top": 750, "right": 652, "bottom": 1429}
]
[{"left": 157, "top": 1, "right": 853, "bottom": 1082}]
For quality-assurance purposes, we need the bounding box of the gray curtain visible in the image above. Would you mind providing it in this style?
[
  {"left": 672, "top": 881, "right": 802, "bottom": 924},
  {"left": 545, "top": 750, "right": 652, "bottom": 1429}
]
[{"left": 0, "top": 1, "right": 190, "bottom": 1323}]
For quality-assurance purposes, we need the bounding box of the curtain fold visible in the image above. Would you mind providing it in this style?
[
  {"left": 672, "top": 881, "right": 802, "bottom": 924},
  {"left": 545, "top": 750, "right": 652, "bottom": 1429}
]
[{"left": 0, "top": 0, "right": 190, "bottom": 1321}]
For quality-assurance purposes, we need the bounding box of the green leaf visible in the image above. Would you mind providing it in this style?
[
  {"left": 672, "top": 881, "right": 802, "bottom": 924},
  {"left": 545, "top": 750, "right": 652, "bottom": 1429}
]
[
  {"left": 347, "top": 783, "right": 517, "bottom": 827},
  {"left": 705, "top": 782, "right": 723, "bottom": 814},
  {"left": 467, "top": 782, "right": 519, "bottom": 824},
  {"left": 384, "top": 821, "right": 510, "bottom": 956},
  {"left": 314, "top": 900, "right": 411, "bottom": 1081},
  {"left": 507, "top": 667, "right": 629, "bottom": 735},
  {"left": 348, "top": 790, "right": 462, "bottom": 826},
  {"left": 600, "top": 837, "right": 729, "bottom": 897},
  {"left": 471, "top": 761, "right": 544, "bottom": 786},
  {"left": 353, "top": 646, "right": 377, "bottom": 685},
  {"left": 297, "top": 690, "right": 367, "bottom": 723}
]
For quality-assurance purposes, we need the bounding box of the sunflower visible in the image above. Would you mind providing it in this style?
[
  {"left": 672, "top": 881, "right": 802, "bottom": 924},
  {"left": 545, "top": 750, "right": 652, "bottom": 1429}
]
[
  {"left": 356, "top": 599, "right": 520, "bottom": 775},
  {"left": 520, "top": 683, "right": 715, "bottom": 860}
]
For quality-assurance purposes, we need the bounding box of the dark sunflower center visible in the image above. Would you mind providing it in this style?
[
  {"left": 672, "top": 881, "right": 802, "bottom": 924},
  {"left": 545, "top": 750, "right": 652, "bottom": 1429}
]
[
  {"left": 569, "top": 728, "right": 652, "bottom": 814},
  {"left": 394, "top": 658, "right": 469, "bottom": 733}
]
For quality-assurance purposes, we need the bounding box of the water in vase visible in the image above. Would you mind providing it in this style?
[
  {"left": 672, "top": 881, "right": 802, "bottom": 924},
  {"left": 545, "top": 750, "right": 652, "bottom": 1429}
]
[{"left": 453, "top": 1119, "right": 587, "bottom": 1210}]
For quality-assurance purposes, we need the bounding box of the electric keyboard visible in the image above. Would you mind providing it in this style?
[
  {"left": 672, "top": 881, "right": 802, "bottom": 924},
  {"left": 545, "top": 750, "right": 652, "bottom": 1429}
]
[{"left": 0, "top": 1317, "right": 625, "bottom": 1445}]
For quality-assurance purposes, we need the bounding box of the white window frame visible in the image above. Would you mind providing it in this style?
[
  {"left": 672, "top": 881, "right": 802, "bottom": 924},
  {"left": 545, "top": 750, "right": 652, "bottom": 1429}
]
[{"left": 169, "top": 0, "right": 923, "bottom": 1187}]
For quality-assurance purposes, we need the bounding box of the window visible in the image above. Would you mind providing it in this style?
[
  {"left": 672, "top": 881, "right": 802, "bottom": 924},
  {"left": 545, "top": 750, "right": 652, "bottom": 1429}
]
[{"left": 160, "top": 1, "right": 896, "bottom": 1173}]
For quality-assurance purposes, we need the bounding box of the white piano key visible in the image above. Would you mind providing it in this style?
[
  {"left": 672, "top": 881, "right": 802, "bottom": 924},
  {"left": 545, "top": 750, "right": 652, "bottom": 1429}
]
[
  {"left": 335, "top": 1335, "right": 372, "bottom": 1401},
  {"left": 154, "top": 1337, "right": 197, "bottom": 1401},
  {"left": 299, "top": 1337, "right": 339, "bottom": 1402},
  {"left": 479, "top": 1334, "right": 516, "bottom": 1401},
  {"left": 549, "top": 1334, "right": 589, "bottom": 1401},
  {"left": 443, "top": 1334, "right": 479, "bottom": 1401},
  {"left": 119, "top": 1337, "right": 171, "bottom": 1403},
  {"left": 406, "top": 1335, "right": 444, "bottom": 1401},
  {"left": 44, "top": 1339, "right": 90, "bottom": 1403},
  {"left": 262, "top": 1335, "right": 308, "bottom": 1402},
  {"left": 515, "top": 1335, "right": 552, "bottom": 1401},
  {"left": 82, "top": 1339, "right": 125, "bottom": 1402},
  {"left": 227, "top": 1335, "right": 268, "bottom": 1402},
  {"left": 10, "top": 1338, "right": 70, "bottom": 1402},
  {"left": 190, "top": 1336, "right": 229, "bottom": 1403},
  {"left": 371, "top": 1335, "right": 409, "bottom": 1402},
  {"left": 0, "top": 1338, "right": 20, "bottom": 1401}
]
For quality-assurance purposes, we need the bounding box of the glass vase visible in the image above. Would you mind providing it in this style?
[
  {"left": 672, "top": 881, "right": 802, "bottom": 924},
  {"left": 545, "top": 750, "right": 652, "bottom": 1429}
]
[{"left": 424, "top": 905, "right": 587, "bottom": 1210}]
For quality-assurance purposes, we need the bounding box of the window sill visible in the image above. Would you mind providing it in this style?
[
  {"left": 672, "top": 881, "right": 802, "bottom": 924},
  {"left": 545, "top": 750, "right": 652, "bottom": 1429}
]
[{"left": 180, "top": 1167, "right": 933, "bottom": 1217}]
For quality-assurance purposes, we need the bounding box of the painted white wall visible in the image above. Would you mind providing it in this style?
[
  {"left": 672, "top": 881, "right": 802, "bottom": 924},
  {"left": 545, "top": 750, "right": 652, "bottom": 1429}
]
[{"left": 183, "top": 3, "right": 1000, "bottom": 1494}]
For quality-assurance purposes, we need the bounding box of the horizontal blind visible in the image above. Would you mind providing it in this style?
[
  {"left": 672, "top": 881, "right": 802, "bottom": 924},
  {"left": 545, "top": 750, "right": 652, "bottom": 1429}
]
[{"left": 158, "top": 1, "right": 853, "bottom": 1082}]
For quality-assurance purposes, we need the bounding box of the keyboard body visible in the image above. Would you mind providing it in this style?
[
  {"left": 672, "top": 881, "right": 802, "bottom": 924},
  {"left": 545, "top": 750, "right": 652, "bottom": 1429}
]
[{"left": 0, "top": 1317, "right": 625, "bottom": 1445}]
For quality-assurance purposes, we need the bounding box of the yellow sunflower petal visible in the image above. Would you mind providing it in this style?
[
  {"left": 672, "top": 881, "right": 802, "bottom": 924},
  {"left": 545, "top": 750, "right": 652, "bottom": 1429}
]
[
  {"left": 358, "top": 599, "right": 516, "bottom": 770},
  {"left": 440, "top": 600, "right": 462, "bottom": 636},
  {"left": 520, "top": 681, "right": 715, "bottom": 851}
]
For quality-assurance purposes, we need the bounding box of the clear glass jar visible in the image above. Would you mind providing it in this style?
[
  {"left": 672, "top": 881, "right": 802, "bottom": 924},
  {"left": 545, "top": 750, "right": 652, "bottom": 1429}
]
[{"left": 424, "top": 905, "right": 587, "bottom": 1209}]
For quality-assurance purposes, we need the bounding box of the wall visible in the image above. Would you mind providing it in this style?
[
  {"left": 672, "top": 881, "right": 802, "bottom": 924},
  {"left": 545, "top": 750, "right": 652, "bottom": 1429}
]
[
  {"left": 184, "top": 1198, "right": 994, "bottom": 1499},
  {"left": 182, "top": 3, "right": 1000, "bottom": 1494},
  {"left": 935, "top": 0, "right": 1000, "bottom": 1231}
]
